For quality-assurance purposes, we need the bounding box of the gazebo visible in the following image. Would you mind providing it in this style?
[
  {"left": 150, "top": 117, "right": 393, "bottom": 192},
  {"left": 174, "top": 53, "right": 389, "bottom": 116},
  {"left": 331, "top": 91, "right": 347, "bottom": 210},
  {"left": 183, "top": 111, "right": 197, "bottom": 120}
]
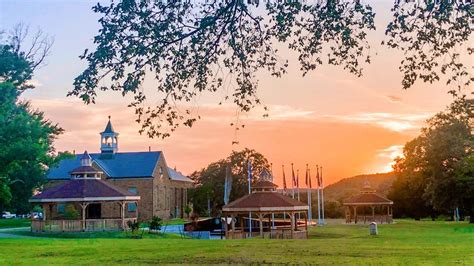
[
  {"left": 29, "top": 151, "right": 140, "bottom": 232},
  {"left": 343, "top": 181, "right": 393, "bottom": 224},
  {"left": 222, "top": 170, "right": 309, "bottom": 239}
]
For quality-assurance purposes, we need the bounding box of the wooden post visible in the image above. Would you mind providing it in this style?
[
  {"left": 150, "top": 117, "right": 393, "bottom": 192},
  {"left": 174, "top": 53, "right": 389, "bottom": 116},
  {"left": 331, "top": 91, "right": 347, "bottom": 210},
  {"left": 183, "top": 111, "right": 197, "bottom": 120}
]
[
  {"left": 354, "top": 206, "right": 358, "bottom": 224},
  {"left": 304, "top": 211, "right": 308, "bottom": 239},
  {"left": 80, "top": 203, "right": 87, "bottom": 232},
  {"left": 290, "top": 212, "right": 295, "bottom": 239},
  {"left": 224, "top": 215, "right": 228, "bottom": 239},
  {"left": 259, "top": 214, "right": 263, "bottom": 238},
  {"left": 121, "top": 201, "right": 125, "bottom": 230},
  {"left": 371, "top": 206, "right": 375, "bottom": 221}
]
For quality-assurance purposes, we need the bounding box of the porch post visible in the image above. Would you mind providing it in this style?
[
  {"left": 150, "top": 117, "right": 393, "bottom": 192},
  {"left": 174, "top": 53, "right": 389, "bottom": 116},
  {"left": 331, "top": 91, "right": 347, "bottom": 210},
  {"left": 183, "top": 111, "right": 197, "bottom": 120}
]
[
  {"left": 121, "top": 201, "right": 125, "bottom": 230},
  {"left": 80, "top": 203, "right": 87, "bottom": 232},
  {"left": 258, "top": 214, "right": 263, "bottom": 238},
  {"left": 371, "top": 206, "right": 375, "bottom": 220},
  {"left": 354, "top": 206, "right": 358, "bottom": 224}
]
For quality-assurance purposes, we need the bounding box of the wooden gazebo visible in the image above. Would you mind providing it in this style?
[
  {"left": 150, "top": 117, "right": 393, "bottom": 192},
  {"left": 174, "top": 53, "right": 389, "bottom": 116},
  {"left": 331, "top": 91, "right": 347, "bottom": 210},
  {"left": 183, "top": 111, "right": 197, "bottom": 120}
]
[
  {"left": 343, "top": 181, "right": 393, "bottom": 224},
  {"left": 222, "top": 170, "right": 309, "bottom": 239},
  {"left": 29, "top": 151, "right": 140, "bottom": 232}
]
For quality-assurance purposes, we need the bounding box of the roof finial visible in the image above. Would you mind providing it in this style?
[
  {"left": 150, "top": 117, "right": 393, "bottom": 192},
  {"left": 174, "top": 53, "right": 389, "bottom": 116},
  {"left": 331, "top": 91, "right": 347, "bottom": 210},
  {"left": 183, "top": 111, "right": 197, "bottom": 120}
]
[{"left": 108, "top": 115, "right": 111, "bottom": 120}]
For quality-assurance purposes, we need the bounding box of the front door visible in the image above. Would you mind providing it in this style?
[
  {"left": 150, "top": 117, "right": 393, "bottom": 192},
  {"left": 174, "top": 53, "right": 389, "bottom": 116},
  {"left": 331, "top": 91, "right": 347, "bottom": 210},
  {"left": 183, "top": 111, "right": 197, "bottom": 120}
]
[{"left": 86, "top": 203, "right": 101, "bottom": 219}]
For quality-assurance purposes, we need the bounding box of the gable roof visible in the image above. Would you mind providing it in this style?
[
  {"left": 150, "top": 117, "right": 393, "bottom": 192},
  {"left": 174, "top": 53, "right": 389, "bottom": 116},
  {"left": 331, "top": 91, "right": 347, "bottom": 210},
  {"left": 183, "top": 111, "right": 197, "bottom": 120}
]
[
  {"left": 30, "top": 179, "right": 140, "bottom": 202},
  {"left": 47, "top": 152, "right": 162, "bottom": 180},
  {"left": 168, "top": 168, "right": 193, "bottom": 183}
]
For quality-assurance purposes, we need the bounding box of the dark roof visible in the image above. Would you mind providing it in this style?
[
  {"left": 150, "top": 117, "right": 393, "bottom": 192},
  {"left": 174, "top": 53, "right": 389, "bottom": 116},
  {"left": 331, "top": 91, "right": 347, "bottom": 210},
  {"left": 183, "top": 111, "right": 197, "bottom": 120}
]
[
  {"left": 47, "top": 152, "right": 162, "bottom": 179},
  {"left": 101, "top": 119, "right": 116, "bottom": 134},
  {"left": 30, "top": 179, "right": 140, "bottom": 202},
  {"left": 80, "top": 151, "right": 92, "bottom": 160},
  {"left": 253, "top": 180, "right": 278, "bottom": 189},
  {"left": 223, "top": 192, "right": 308, "bottom": 212},
  {"left": 70, "top": 165, "right": 102, "bottom": 175},
  {"left": 344, "top": 193, "right": 393, "bottom": 205}
]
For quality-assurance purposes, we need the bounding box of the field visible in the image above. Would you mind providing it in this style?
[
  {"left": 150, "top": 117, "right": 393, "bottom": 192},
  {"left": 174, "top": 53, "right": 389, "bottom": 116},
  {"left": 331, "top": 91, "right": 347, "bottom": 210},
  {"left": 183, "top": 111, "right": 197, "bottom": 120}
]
[
  {"left": 0, "top": 218, "right": 30, "bottom": 229},
  {"left": 0, "top": 220, "right": 472, "bottom": 265}
]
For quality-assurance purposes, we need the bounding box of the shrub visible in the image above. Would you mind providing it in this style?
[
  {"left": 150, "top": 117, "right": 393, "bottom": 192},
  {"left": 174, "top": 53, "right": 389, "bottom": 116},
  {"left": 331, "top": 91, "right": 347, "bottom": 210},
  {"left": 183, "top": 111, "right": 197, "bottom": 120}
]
[
  {"left": 127, "top": 220, "right": 140, "bottom": 233},
  {"left": 63, "top": 204, "right": 79, "bottom": 220},
  {"left": 184, "top": 204, "right": 192, "bottom": 218},
  {"left": 149, "top": 216, "right": 162, "bottom": 233}
]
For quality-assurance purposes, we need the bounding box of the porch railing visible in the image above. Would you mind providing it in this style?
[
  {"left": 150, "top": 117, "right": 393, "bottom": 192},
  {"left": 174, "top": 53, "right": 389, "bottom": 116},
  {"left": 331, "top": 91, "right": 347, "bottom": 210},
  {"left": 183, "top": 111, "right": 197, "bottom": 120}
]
[
  {"left": 226, "top": 228, "right": 307, "bottom": 239},
  {"left": 31, "top": 218, "right": 137, "bottom": 232}
]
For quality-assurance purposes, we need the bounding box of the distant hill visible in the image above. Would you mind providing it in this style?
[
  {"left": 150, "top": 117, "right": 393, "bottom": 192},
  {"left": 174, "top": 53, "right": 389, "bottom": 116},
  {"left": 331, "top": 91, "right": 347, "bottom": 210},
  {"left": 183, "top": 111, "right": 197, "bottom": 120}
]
[{"left": 323, "top": 172, "right": 396, "bottom": 202}]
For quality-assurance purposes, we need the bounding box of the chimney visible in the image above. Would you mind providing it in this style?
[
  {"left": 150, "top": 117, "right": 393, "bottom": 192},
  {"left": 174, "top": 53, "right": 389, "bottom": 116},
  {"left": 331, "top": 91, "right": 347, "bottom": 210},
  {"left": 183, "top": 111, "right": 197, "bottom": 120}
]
[{"left": 149, "top": 146, "right": 151, "bottom": 152}]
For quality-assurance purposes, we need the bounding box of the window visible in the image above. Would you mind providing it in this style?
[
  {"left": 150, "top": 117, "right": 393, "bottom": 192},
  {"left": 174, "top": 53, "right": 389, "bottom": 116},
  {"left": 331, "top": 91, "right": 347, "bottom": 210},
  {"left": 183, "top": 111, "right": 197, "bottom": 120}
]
[
  {"left": 57, "top": 203, "right": 65, "bottom": 214},
  {"left": 128, "top": 203, "right": 137, "bottom": 212},
  {"left": 128, "top": 187, "right": 138, "bottom": 195}
]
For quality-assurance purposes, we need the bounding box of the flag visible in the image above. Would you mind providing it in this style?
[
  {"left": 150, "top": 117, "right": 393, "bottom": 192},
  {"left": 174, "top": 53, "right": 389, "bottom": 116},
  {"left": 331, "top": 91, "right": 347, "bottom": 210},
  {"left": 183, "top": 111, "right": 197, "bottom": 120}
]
[
  {"left": 224, "top": 163, "right": 232, "bottom": 205},
  {"left": 282, "top": 165, "right": 287, "bottom": 193},
  {"left": 305, "top": 165, "right": 309, "bottom": 187},
  {"left": 247, "top": 160, "right": 253, "bottom": 194},
  {"left": 291, "top": 164, "right": 297, "bottom": 188},
  {"left": 309, "top": 168, "right": 312, "bottom": 189},
  {"left": 296, "top": 169, "right": 299, "bottom": 189},
  {"left": 319, "top": 166, "right": 323, "bottom": 187},
  {"left": 316, "top": 165, "right": 321, "bottom": 188}
]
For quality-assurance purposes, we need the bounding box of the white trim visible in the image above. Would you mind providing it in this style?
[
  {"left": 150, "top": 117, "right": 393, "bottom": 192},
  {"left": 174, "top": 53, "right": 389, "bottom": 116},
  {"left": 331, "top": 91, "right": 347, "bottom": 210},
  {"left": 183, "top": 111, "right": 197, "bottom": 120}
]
[
  {"left": 29, "top": 196, "right": 140, "bottom": 203},
  {"left": 223, "top": 205, "right": 308, "bottom": 212},
  {"left": 343, "top": 202, "right": 393, "bottom": 206}
]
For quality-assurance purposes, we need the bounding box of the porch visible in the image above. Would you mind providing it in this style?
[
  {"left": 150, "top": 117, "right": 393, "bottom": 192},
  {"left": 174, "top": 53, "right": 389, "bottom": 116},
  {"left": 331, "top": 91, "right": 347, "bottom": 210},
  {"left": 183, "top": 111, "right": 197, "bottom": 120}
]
[{"left": 31, "top": 217, "right": 137, "bottom": 232}]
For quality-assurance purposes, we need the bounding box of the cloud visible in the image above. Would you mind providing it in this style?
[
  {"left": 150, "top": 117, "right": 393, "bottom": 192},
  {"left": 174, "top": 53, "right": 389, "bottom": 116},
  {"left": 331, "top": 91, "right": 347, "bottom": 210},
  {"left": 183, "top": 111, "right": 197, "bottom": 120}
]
[
  {"left": 325, "top": 112, "right": 430, "bottom": 133},
  {"left": 377, "top": 145, "right": 404, "bottom": 172},
  {"left": 386, "top": 95, "right": 402, "bottom": 103}
]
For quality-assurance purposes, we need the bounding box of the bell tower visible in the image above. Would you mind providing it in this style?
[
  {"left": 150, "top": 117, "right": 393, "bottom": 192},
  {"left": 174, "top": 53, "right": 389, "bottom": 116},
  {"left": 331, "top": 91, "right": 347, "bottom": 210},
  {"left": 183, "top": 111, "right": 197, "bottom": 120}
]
[{"left": 100, "top": 116, "right": 119, "bottom": 154}]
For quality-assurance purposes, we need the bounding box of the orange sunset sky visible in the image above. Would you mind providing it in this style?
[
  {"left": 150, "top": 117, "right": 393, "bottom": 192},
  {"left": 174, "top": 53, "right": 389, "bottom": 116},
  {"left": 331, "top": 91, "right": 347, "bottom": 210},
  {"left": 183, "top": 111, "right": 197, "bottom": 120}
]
[{"left": 3, "top": 1, "right": 470, "bottom": 186}]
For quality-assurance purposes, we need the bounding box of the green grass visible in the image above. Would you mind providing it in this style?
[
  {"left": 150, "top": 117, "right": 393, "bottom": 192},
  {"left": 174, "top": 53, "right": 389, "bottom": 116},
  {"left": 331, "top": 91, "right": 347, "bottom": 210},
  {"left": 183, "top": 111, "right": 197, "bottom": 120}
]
[
  {"left": 10, "top": 230, "right": 182, "bottom": 239},
  {"left": 0, "top": 218, "right": 30, "bottom": 229},
  {"left": 0, "top": 220, "right": 472, "bottom": 265}
]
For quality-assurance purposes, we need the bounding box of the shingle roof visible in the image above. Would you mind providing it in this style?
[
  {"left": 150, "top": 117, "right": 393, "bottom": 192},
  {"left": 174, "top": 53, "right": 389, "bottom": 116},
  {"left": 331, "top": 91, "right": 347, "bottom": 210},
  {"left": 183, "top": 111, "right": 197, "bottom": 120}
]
[
  {"left": 70, "top": 165, "right": 102, "bottom": 175},
  {"left": 223, "top": 192, "right": 308, "bottom": 212},
  {"left": 168, "top": 168, "right": 193, "bottom": 183},
  {"left": 101, "top": 119, "right": 116, "bottom": 134},
  {"left": 30, "top": 179, "right": 140, "bottom": 202},
  {"left": 48, "top": 152, "right": 162, "bottom": 179},
  {"left": 344, "top": 193, "right": 393, "bottom": 205}
]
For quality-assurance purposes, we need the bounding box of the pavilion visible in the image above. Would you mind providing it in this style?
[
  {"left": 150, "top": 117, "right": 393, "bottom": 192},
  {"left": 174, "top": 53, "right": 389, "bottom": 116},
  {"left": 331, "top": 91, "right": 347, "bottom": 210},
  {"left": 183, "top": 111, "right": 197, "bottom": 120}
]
[
  {"left": 343, "top": 181, "right": 393, "bottom": 224},
  {"left": 222, "top": 170, "right": 309, "bottom": 239},
  {"left": 29, "top": 151, "right": 140, "bottom": 232}
]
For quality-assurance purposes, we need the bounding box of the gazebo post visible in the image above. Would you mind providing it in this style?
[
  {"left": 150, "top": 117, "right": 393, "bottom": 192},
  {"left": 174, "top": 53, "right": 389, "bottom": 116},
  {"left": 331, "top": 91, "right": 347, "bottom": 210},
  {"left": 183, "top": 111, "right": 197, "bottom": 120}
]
[
  {"left": 354, "top": 206, "right": 358, "bottom": 224},
  {"left": 290, "top": 212, "right": 295, "bottom": 239},
  {"left": 240, "top": 215, "right": 244, "bottom": 234},
  {"left": 371, "top": 206, "right": 375, "bottom": 221},
  {"left": 258, "top": 214, "right": 263, "bottom": 238},
  {"left": 304, "top": 211, "right": 308, "bottom": 239}
]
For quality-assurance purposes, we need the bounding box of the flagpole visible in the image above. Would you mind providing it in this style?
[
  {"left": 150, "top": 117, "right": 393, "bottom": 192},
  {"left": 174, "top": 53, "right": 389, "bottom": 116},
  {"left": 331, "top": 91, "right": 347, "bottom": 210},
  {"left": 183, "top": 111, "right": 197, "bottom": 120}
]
[
  {"left": 307, "top": 165, "right": 312, "bottom": 226},
  {"left": 316, "top": 165, "right": 321, "bottom": 225},
  {"left": 297, "top": 169, "right": 300, "bottom": 220},
  {"left": 321, "top": 166, "right": 325, "bottom": 225},
  {"left": 248, "top": 160, "right": 252, "bottom": 236},
  {"left": 291, "top": 163, "right": 295, "bottom": 199},
  {"left": 271, "top": 163, "right": 275, "bottom": 229}
]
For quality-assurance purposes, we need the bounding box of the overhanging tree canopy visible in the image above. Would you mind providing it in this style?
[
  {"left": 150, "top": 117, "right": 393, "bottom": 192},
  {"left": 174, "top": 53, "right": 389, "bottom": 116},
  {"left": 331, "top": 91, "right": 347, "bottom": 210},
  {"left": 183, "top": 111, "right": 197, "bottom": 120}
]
[{"left": 71, "top": 0, "right": 473, "bottom": 139}]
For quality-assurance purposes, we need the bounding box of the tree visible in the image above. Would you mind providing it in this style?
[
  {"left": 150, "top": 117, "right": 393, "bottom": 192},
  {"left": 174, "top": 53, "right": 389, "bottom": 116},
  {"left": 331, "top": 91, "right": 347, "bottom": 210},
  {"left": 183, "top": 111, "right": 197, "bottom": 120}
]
[
  {"left": 0, "top": 28, "right": 66, "bottom": 213},
  {"left": 189, "top": 148, "right": 269, "bottom": 216},
  {"left": 389, "top": 97, "right": 473, "bottom": 222},
  {"left": 69, "top": 1, "right": 470, "bottom": 139}
]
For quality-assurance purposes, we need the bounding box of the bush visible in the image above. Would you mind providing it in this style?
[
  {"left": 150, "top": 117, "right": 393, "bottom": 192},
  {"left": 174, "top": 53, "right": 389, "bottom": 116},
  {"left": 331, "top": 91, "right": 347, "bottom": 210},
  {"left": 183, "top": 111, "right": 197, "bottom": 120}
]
[
  {"left": 184, "top": 204, "right": 192, "bottom": 218},
  {"left": 127, "top": 220, "right": 140, "bottom": 233},
  {"left": 63, "top": 204, "right": 79, "bottom": 220},
  {"left": 149, "top": 216, "right": 162, "bottom": 233}
]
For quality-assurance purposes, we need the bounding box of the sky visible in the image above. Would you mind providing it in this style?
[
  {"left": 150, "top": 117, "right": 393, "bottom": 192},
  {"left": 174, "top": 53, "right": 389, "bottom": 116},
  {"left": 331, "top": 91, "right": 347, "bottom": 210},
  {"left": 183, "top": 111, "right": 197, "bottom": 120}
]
[{"left": 1, "top": 0, "right": 469, "bottom": 186}]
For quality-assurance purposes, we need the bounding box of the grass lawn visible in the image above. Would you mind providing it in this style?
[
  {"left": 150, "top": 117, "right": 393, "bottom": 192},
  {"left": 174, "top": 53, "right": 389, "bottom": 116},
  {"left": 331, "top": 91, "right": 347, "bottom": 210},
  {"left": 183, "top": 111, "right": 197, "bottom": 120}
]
[
  {"left": 0, "top": 220, "right": 472, "bottom": 265},
  {"left": 0, "top": 218, "right": 30, "bottom": 229}
]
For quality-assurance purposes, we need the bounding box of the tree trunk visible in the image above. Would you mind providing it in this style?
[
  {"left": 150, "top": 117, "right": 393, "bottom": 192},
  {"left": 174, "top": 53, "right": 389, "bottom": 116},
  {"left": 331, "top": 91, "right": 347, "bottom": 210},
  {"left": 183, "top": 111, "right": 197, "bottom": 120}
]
[{"left": 470, "top": 210, "right": 474, "bottom": 224}]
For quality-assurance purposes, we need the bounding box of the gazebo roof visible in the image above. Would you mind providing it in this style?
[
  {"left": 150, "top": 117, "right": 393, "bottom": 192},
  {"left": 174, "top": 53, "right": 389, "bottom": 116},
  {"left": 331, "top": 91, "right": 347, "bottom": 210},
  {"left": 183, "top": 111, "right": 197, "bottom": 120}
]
[
  {"left": 222, "top": 191, "right": 308, "bottom": 212},
  {"left": 343, "top": 193, "right": 393, "bottom": 205},
  {"left": 29, "top": 179, "right": 140, "bottom": 203},
  {"left": 252, "top": 180, "right": 278, "bottom": 189}
]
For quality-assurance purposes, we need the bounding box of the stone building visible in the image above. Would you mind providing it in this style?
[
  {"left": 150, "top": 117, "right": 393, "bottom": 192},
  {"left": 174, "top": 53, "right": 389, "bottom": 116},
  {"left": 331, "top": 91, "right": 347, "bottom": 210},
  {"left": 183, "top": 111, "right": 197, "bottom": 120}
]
[{"left": 45, "top": 117, "right": 194, "bottom": 221}]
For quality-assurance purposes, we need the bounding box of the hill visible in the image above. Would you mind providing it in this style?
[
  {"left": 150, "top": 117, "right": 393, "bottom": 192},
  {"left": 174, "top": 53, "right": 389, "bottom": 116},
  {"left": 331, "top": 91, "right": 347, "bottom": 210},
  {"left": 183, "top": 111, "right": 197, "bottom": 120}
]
[{"left": 323, "top": 172, "right": 396, "bottom": 202}]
